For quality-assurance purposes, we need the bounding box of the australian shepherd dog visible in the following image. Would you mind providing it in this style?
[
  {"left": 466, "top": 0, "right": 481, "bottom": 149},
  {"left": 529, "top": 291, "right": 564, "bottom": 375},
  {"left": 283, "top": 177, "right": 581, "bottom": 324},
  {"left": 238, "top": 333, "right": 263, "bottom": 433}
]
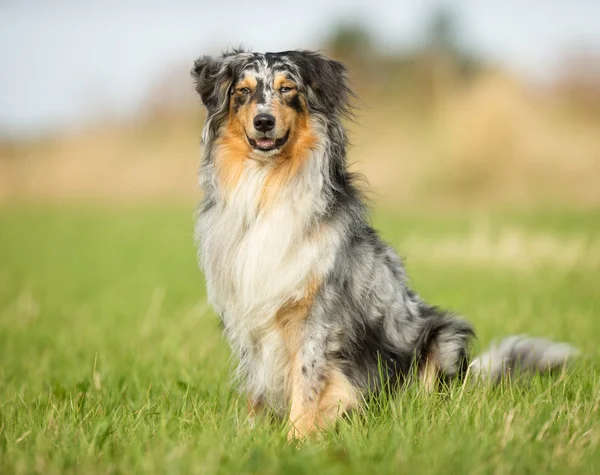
[{"left": 191, "top": 50, "right": 577, "bottom": 440}]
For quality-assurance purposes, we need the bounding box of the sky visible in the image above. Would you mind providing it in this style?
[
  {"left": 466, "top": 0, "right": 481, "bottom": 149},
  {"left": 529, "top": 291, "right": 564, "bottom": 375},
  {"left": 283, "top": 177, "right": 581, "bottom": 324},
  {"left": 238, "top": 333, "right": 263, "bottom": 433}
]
[{"left": 1, "top": 0, "right": 600, "bottom": 138}]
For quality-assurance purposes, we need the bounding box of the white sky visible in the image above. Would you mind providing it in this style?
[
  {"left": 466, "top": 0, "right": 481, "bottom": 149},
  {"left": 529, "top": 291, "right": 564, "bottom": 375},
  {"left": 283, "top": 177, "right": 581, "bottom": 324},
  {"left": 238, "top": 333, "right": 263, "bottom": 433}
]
[{"left": 1, "top": 0, "right": 600, "bottom": 138}]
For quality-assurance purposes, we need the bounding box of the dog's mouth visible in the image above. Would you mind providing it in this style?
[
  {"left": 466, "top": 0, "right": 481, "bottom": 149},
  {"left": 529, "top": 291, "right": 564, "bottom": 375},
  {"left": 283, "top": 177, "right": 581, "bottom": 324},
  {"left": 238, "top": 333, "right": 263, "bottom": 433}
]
[{"left": 246, "top": 130, "right": 290, "bottom": 152}]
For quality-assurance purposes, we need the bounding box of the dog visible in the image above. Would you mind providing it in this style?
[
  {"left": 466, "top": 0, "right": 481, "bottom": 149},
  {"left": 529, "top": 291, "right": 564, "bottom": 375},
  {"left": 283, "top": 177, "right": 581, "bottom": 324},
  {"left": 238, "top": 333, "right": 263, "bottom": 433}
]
[{"left": 191, "top": 49, "right": 577, "bottom": 440}]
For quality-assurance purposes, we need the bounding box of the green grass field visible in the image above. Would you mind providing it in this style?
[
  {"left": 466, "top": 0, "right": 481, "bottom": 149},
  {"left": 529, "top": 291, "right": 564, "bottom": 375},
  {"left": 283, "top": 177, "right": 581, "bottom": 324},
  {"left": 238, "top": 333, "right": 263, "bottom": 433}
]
[{"left": 1, "top": 206, "right": 599, "bottom": 474}]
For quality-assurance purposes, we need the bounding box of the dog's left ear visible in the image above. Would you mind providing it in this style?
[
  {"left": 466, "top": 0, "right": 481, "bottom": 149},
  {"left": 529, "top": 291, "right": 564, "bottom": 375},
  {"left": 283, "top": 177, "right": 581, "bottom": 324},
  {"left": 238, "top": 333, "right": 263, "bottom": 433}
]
[
  {"left": 191, "top": 55, "right": 233, "bottom": 112},
  {"left": 299, "top": 52, "right": 352, "bottom": 117}
]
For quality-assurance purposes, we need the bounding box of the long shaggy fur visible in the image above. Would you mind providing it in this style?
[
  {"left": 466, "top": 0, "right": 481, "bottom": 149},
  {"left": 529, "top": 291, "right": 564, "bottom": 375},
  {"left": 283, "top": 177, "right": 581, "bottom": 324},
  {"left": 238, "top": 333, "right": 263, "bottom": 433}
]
[
  {"left": 191, "top": 49, "right": 577, "bottom": 439},
  {"left": 469, "top": 335, "right": 578, "bottom": 383}
]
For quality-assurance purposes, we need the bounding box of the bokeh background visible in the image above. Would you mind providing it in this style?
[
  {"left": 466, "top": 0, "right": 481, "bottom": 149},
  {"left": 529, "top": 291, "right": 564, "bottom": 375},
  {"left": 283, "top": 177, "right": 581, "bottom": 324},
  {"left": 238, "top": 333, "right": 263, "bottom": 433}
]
[
  {"left": 2, "top": 3, "right": 600, "bottom": 473},
  {"left": 2, "top": 0, "right": 600, "bottom": 209}
]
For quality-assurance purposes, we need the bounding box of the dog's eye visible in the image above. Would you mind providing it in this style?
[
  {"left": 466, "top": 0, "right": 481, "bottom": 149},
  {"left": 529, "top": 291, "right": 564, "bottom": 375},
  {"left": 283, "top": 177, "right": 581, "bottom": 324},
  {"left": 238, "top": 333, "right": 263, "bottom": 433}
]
[
  {"left": 238, "top": 87, "right": 251, "bottom": 95},
  {"left": 280, "top": 86, "right": 294, "bottom": 94}
]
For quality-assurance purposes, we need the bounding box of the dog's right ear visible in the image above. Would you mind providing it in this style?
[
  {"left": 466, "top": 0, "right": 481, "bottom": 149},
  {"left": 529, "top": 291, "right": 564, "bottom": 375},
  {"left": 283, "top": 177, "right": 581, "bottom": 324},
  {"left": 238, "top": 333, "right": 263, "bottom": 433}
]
[{"left": 191, "top": 56, "right": 232, "bottom": 111}]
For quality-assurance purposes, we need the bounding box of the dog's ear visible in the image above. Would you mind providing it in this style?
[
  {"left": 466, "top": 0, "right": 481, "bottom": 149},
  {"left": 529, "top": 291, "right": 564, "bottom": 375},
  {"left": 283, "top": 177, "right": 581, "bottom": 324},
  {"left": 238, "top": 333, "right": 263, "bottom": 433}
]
[
  {"left": 299, "top": 52, "right": 352, "bottom": 117},
  {"left": 191, "top": 55, "right": 233, "bottom": 112}
]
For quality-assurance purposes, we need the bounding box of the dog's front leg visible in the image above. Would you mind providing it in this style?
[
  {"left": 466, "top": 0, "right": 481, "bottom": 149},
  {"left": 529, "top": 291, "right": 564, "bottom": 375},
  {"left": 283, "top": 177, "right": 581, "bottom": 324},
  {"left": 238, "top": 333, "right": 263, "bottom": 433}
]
[
  {"left": 287, "top": 353, "right": 323, "bottom": 441},
  {"left": 287, "top": 346, "right": 357, "bottom": 441}
]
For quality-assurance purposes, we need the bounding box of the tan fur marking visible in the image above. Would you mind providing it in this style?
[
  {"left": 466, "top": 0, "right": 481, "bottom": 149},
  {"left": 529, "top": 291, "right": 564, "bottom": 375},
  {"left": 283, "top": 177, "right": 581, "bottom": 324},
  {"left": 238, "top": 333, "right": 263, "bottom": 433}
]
[
  {"left": 288, "top": 372, "right": 318, "bottom": 441},
  {"left": 274, "top": 74, "right": 296, "bottom": 91},
  {"left": 288, "top": 368, "right": 357, "bottom": 441},
  {"left": 213, "top": 95, "right": 254, "bottom": 193},
  {"left": 419, "top": 344, "right": 441, "bottom": 393},
  {"left": 276, "top": 278, "right": 321, "bottom": 392},
  {"left": 259, "top": 109, "right": 318, "bottom": 209},
  {"left": 318, "top": 370, "right": 357, "bottom": 422},
  {"left": 213, "top": 131, "right": 249, "bottom": 193},
  {"left": 235, "top": 75, "right": 257, "bottom": 92}
]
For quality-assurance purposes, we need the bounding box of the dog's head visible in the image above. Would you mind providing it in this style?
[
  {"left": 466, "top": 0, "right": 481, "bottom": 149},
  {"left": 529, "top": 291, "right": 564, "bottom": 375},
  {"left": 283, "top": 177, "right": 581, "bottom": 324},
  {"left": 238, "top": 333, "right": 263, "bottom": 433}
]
[{"left": 192, "top": 50, "right": 351, "bottom": 157}]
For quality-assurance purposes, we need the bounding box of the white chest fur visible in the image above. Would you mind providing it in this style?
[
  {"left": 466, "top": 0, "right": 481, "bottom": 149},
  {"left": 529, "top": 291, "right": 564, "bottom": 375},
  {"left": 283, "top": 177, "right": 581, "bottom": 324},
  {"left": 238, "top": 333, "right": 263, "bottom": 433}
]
[{"left": 196, "top": 153, "right": 338, "bottom": 412}]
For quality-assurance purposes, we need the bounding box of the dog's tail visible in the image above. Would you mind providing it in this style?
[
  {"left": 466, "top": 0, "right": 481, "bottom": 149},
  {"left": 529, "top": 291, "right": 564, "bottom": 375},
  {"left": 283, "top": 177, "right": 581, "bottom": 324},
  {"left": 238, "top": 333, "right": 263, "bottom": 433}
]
[{"left": 468, "top": 335, "right": 579, "bottom": 383}]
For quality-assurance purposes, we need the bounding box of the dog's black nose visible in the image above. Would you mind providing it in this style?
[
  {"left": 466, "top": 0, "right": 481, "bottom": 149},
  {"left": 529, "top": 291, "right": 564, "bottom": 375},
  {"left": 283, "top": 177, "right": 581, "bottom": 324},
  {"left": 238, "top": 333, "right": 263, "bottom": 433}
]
[{"left": 253, "top": 114, "right": 275, "bottom": 132}]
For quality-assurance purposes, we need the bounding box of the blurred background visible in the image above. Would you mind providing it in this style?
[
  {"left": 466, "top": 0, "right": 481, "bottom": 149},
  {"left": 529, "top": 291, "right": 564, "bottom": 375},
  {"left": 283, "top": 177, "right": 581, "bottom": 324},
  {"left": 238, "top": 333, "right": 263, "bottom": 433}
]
[
  {"left": 1, "top": 4, "right": 600, "bottom": 471},
  {"left": 2, "top": 0, "right": 600, "bottom": 209}
]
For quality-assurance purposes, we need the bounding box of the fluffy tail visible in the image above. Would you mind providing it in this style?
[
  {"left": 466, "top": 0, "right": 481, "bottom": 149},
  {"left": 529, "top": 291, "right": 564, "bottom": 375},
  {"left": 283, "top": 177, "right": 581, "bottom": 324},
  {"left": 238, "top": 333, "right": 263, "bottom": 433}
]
[{"left": 469, "top": 335, "right": 579, "bottom": 383}]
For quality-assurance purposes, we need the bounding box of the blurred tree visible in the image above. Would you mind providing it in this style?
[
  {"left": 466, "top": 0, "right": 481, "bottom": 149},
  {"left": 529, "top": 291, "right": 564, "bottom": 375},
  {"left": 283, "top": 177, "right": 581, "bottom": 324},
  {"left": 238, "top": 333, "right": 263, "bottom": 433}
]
[
  {"left": 321, "top": 9, "right": 483, "bottom": 111},
  {"left": 323, "top": 22, "right": 382, "bottom": 94},
  {"left": 420, "top": 5, "right": 481, "bottom": 97},
  {"left": 425, "top": 6, "right": 461, "bottom": 57},
  {"left": 325, "top": 22, "right": 374, "bottom": 63}
]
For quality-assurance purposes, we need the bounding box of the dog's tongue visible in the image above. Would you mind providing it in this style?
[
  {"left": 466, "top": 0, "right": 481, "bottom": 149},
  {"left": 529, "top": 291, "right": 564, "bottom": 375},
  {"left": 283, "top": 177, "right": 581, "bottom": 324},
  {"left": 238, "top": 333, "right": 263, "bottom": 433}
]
[{"left": 256, "top": 138, "right": 275, "bottom": 149}]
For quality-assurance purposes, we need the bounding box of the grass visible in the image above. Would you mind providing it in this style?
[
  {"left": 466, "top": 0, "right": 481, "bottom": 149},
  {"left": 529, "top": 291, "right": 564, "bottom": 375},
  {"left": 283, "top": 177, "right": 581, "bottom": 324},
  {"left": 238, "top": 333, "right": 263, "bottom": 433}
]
[{"left": 0, "top": 205, "right": 599, "bottom": 474}]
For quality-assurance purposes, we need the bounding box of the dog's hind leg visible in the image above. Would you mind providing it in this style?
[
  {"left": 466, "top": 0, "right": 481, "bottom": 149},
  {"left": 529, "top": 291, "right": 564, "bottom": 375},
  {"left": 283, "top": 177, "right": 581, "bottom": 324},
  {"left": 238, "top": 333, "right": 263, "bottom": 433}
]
[
  {"left": 317, "top": 368, "right": 357, "bottom": 424},
  {"left": 417, "top": 311, "right": 474, "bottom": 391},
  {"left": 418, "top": 343, "right": 441, "bottom": 392}
]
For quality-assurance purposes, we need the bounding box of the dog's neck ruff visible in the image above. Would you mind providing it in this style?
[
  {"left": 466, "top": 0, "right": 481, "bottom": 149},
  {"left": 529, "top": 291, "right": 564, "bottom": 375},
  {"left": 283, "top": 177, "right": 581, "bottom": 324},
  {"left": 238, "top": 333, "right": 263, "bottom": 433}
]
[{"left": 199, "top": 134, "right": 333, "bottom": 319}]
